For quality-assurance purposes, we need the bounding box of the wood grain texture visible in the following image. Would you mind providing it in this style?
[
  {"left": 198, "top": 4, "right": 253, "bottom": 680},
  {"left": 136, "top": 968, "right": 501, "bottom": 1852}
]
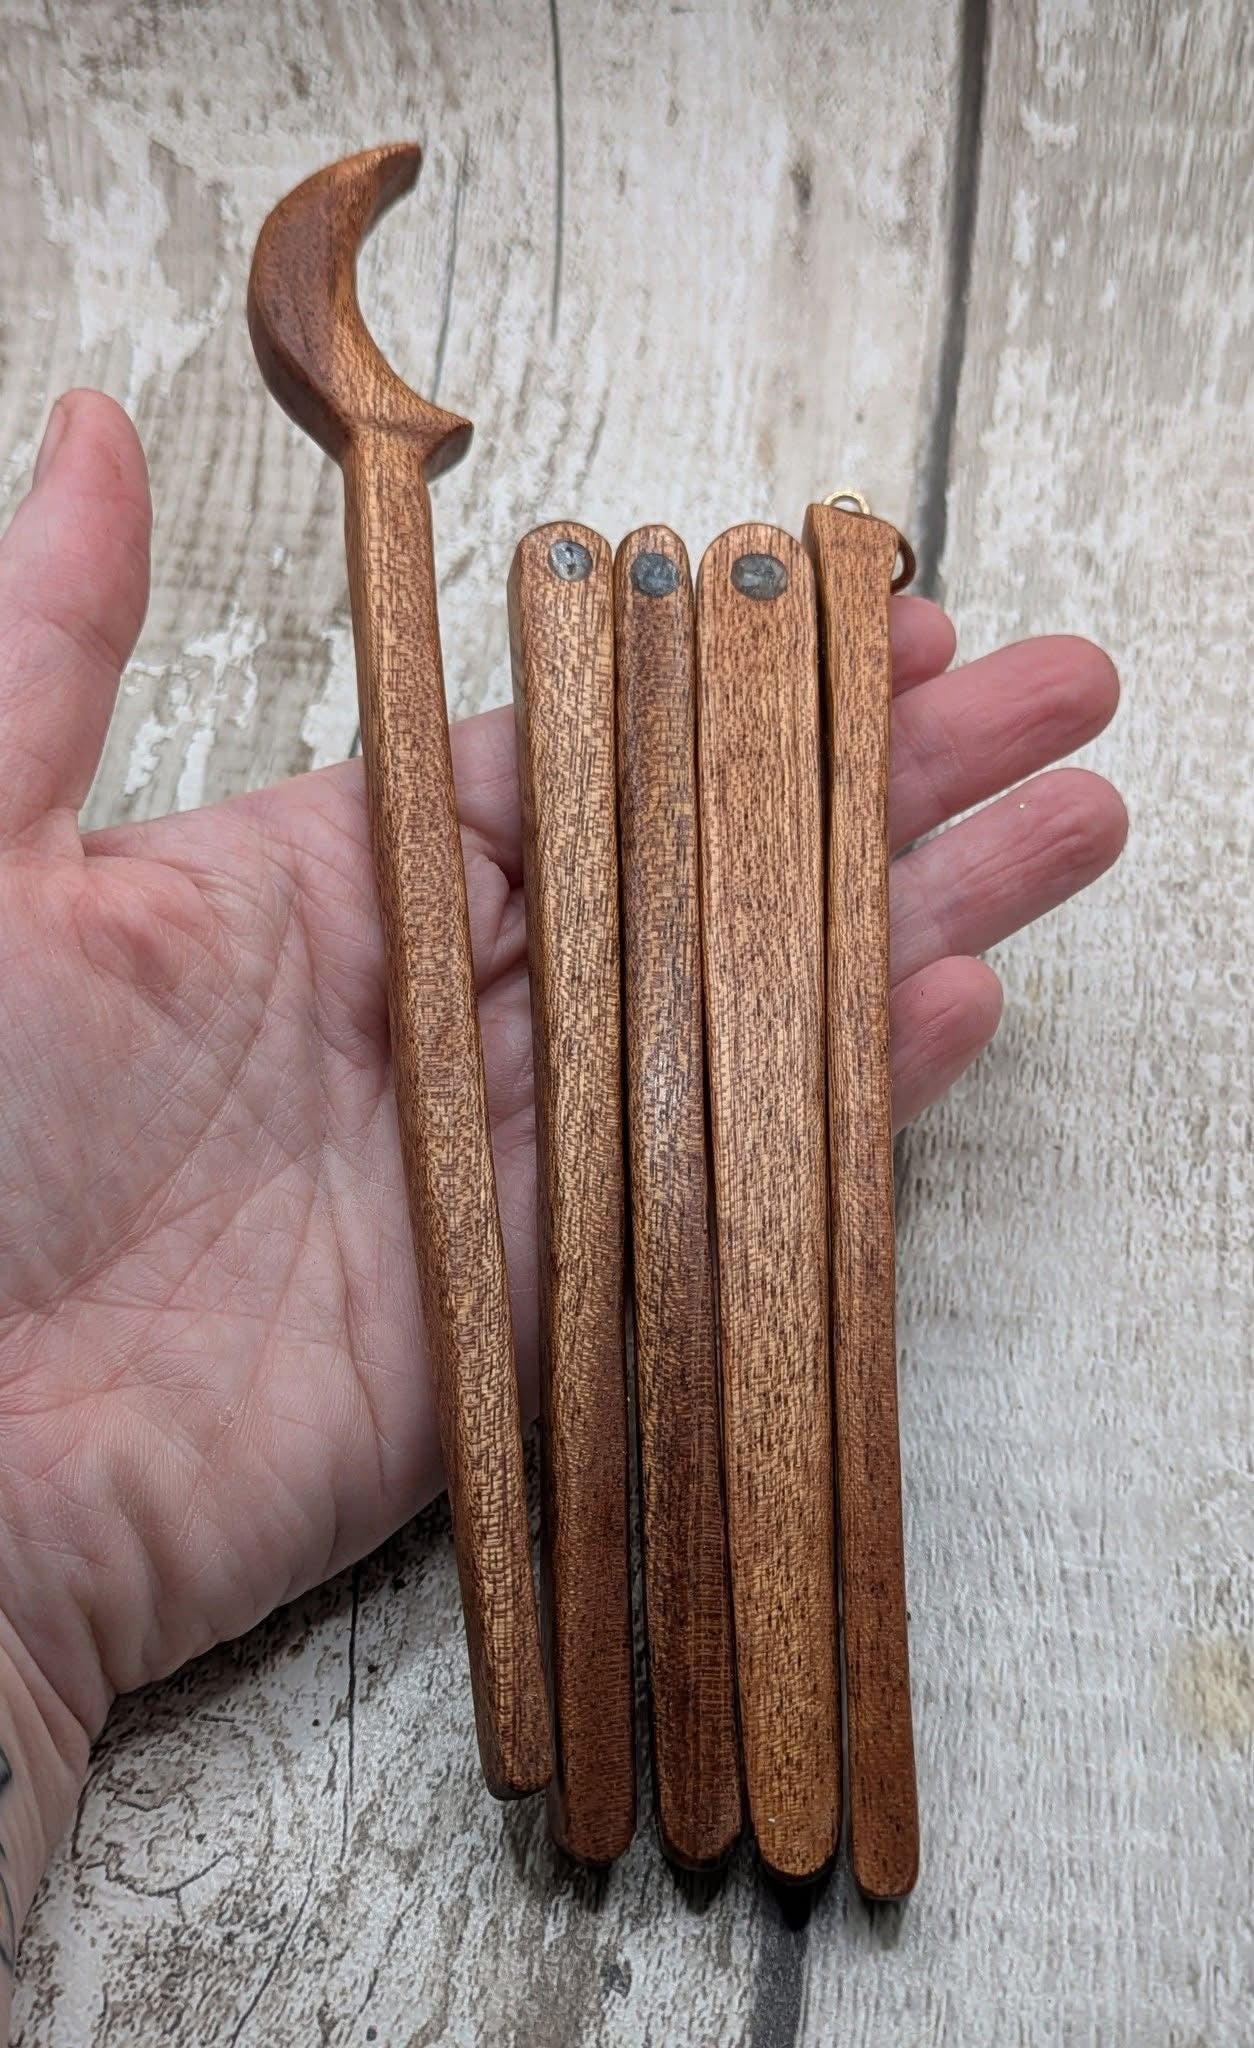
[
  {"left": 806, "top": 4, "right": 1254, "bottom": 2040},
  {"left": 4, "top": 4, "right": 1250, "bottom": 2043},
  {"left": 696, "top": 523, "right": 840, "bottom": 1883},
  {"left": 805, "top": 501, "right": 919, "bottom": 1900},
  {"left": 509, "top": 524, "right": 635, "bottom": 1865},
  {"left": 614, "top": 525, "right": 742, "bottom": 1871},
  {"left": 248, "top": 147, "right": 550, "bottom": 1800},
  {"left": 0, "top": 1, "right": 959, "bottom": 830}
]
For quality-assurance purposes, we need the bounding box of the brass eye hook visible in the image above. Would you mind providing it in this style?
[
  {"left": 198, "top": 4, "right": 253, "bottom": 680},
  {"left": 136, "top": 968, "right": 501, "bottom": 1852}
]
[
  {"left": 821, "top": 486, "right": 916, "bottom": 593},
  {"left": 822, "top": 487, "right": 874, "bottom": 516}
]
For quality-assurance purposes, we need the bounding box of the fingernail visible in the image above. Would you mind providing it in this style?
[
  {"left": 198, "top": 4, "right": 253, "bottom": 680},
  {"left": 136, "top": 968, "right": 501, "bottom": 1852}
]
[{"left": 33, "top": 400, "right": 68, "bottom": 487}]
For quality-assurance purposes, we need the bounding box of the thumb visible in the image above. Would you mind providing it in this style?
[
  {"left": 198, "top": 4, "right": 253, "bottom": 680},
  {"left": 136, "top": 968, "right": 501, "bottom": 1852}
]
[{"left": 0, "top": 390, "right": 151, "bottom": 846}]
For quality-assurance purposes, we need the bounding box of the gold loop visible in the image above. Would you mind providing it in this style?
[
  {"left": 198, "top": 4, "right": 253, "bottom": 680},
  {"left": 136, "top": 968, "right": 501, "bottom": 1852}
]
[
  {"left": 821, "top": 486, "right": 916, "bottom": 593},
  {"left": 822, "top": 487, "right": 873, "bottom": 516}
]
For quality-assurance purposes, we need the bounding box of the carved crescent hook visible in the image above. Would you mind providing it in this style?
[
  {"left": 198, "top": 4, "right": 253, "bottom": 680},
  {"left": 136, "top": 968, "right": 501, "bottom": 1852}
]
[{"left": 247, "top": 142, "right": 472, "bottom": 476}]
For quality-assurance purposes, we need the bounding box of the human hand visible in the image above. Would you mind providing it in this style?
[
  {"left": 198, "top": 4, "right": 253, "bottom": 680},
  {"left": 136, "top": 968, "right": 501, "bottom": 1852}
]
[{"left": 0, "top": 392, "right": 1126, "bottom": 1983}]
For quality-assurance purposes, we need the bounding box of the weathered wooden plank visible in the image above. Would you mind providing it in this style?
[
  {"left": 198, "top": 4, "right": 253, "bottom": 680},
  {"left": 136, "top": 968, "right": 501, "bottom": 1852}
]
[
  {"left": 0, "top": 0, "right": 958, "bottom": 827},
  {"left": 801, "top": 5, "right": 1253, "bottom": 2046},
  {"left": 9, "top": 1, "right": 1177, "bottom": 2043},
  {"left": 7, "top": 0, "right": 1248, "bottom": 2037}
]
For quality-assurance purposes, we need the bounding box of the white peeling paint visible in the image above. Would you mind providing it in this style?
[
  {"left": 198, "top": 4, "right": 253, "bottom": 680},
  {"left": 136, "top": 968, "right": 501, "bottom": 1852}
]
[
  {"left": 174, "top": 609, "right": 267, "bottom": 810},
  {"left": 119, "top": 614, "right": 266, "bottom": 807},
  {"left": 0, "top": 431, "right": 38, "bottom": 502},
  {"left": 30, "top": 137, "right": 231, "bottom": 412},
  {"left": 1011, "top": 186, "right": 1037, "bottom": 268},
  {"left": 299, "top": 622, "right": 359, "bottom": 769},
  {"left": 1020, "top": 104, "right": 1080, "bottom": 154},
  {"left": 124, "top": 706, "right": 177, "bottom": 798}
]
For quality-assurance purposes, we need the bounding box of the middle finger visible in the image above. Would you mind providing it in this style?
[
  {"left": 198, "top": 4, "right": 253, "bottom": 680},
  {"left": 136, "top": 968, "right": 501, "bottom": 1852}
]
[{"left": 889, "top": 634, "right": 1119, "bottom": 852}]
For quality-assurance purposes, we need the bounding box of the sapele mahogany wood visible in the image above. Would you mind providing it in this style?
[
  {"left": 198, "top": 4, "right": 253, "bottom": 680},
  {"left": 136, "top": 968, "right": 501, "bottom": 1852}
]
[
  {"left": 614, "top": 526, "right": 742, "bottom": 1870},
  {"left": 695, "top": 522, "right": 840, "bottom": 1883},
  {"left": 509, "top": 523, "right": 635, "bottom": 1865},
  {"left": 248, "top": 145, "right": 551, "bottom": 1800},
  {"left": 805, "top": 500, "right": 920, "bottom": 1901}
]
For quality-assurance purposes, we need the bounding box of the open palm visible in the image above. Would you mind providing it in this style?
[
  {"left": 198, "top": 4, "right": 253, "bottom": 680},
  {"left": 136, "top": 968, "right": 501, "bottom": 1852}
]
[{"left": 0, "top": 394, "right": 1126, "bottom": 1790}]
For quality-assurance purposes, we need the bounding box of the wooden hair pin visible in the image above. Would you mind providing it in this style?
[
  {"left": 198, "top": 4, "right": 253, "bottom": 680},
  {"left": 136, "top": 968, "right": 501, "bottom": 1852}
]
[
  {"left": 614, "top": 527, "right": 742, "bottom": 1869},
  {"left": 695, "top": 524, "right": 841, "bottom": 1883},
  {"left": 509, "top": 524, "right": 636, "bottom": 1866},
  {"left": 248, "top": 145, "right": 550, "bottom": 1801},
  {"left": 804, "top": 490, "right": 920, "bottom": 1900}
]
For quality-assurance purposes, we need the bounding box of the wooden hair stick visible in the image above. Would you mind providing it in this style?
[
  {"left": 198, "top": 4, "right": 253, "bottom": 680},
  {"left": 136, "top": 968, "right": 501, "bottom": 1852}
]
[
  {"left": 614, "top": 527, "right": 742, "bottom": 1869},
  {"left": 509, "top": 524, "right": 636, "bottom": 1865},
  {"left": 804, "top": 495, "right": 919, "bottom": 1900},
  {"left": 696, "top": 524, "right": 841, "bottom": 1883},
  {"left": 248, "top": 145, "right": 550, "bottom": 1799}
]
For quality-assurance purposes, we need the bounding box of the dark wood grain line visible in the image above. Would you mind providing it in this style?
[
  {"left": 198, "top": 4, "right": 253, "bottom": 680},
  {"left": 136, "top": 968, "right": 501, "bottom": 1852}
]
[
  {"left": 224, "top": 1858, "right": 317, "bottom": 2046},
  {"left": 747, "top": 1905, "right": 809, "bottom": 2048},
  {"left": 343, "top": 1559, "right": 361, "bottom": 1841},
  {"left": 432, "top": 137, "right": 469, "bottom": 401},
  {"left": 547, "top": 0, "right": 566, "bottom": 338},
  {"left": 912, "top": 0, "right": 990, "bottom": 597}
]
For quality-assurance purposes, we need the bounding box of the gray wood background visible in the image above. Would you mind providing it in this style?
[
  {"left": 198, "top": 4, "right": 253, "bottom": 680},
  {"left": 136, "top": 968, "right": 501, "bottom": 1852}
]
[{"left": 1, "top": 2, "right": 1250, "bottom": 2041}]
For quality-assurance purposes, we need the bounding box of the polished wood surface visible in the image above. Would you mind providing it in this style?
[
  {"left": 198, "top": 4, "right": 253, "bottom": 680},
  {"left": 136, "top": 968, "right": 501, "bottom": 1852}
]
[
  {"left": 614, "top": 525, "right": 743, "bottom": 1870},
  {"left": 248, "top": 144, "right": 550, "bottom": 1800},
  {"left": 509, "top": 523, "right": 635, "bottom": 1865},
  {"left": 806, "top": 501, "right": 919, "bottom": 1900},
  {"left": 696, "top": 523, "right": 840, "bottom": 1883}
]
